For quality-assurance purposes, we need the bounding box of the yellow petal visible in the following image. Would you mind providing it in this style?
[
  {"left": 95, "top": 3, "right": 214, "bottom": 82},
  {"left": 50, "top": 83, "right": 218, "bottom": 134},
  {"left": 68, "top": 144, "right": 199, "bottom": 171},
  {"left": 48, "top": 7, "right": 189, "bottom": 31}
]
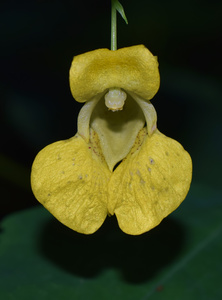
[
  {"left": 31, "top": 130, "right": 111, "bottom": 234},
  {"left": 69, "top": 45, "right": 160, "bottom": 103},
  {"left": 108, "top": 128, "right": 192, "bottom": 235},
  {"left": 77, "top": 92, "right": 105, "bottom": 142},
  {"left": 128, "top": 92, "right": 157, "bottom": 136}
]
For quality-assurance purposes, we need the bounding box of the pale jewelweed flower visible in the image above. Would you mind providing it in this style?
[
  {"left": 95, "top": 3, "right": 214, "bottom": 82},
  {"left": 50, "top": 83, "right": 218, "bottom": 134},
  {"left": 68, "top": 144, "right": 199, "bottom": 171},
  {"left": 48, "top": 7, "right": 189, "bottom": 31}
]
[{"left": 31, "top": 45, "right": 192, "bottom": 235}]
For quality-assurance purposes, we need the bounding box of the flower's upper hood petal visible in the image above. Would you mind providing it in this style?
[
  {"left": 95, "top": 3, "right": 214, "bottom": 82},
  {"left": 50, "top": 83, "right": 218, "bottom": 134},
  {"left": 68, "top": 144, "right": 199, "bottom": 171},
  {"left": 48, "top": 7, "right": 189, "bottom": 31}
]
[{"left": 69, "top": 45, "right": 160, "bottom": 102}]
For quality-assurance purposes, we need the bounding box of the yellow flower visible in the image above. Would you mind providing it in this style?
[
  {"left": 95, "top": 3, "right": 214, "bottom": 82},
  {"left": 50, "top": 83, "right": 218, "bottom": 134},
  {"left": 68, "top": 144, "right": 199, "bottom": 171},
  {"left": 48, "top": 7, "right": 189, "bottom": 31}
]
[{"left": 31, "top": 45, "right": 192, "bottom": 235}]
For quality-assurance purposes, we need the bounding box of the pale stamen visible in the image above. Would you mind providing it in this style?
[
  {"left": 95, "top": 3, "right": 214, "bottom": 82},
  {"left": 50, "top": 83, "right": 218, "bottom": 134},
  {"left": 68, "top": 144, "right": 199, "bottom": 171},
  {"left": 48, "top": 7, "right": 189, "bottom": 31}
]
[{"left": 105, "top": 88, "right": 127, "bottom": 111}]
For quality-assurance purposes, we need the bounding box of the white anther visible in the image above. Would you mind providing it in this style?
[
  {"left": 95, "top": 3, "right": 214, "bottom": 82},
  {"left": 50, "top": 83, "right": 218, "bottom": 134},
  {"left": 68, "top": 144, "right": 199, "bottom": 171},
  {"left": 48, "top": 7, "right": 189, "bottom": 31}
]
[{"left": 105, "top": 88, "right": 127, "bottom": 111}]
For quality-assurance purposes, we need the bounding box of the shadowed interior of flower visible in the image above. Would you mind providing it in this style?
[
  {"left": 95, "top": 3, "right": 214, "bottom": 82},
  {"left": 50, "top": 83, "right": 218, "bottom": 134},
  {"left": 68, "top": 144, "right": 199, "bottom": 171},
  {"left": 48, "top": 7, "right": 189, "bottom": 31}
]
[
  {"left": 90, "top": 91, "right": 146, "bottom": 171},
  {"left": 31, "top": 45, "right": 192, "bottom": 235}
]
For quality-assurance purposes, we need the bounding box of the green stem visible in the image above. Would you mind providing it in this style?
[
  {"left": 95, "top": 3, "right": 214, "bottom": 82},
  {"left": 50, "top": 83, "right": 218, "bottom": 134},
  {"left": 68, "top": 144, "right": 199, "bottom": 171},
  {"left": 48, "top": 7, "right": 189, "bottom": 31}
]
[
  {"left": 110, "top": 0, "right": 128, "bottom": 51},
  {"left": 111, "top": 0, "right": 117, "bottom": 50}
]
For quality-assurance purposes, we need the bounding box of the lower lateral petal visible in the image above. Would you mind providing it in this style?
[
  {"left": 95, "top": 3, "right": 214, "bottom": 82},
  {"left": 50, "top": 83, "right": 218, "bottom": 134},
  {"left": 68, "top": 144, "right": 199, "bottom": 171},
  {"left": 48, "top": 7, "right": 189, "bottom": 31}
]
[
  {"left": 109, "top": 129, "right": 192, "bottom": 235},
  {"left": 31, "top": 133, "right": 110, "bottom": 234}
]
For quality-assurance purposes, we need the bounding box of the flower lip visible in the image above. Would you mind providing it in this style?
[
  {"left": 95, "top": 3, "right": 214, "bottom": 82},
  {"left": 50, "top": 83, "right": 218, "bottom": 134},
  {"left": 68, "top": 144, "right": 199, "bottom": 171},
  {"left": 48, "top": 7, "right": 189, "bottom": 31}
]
[{"left": 69, "top": 45, "right": 160, "bottom": 103}]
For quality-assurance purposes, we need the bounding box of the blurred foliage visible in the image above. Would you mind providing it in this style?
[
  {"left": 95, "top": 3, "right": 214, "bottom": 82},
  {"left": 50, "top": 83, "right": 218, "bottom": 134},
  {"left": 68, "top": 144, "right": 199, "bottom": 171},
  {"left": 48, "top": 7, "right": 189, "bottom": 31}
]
[
  {"left": 0, "top": 0, "right": 222, "bottom": 297},
  {"left": 0, "top": 184, "right": 222, "bottom": 299}
]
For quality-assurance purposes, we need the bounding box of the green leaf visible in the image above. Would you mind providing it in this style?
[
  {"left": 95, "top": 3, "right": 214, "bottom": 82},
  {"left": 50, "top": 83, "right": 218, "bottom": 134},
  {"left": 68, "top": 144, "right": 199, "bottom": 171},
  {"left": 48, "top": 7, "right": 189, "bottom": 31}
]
[
  {"left": 112, "top": 0, "right": 128, "bottom": 24},
  {"left": 0, "top": 183, "right": 222, "bottom": 299}
]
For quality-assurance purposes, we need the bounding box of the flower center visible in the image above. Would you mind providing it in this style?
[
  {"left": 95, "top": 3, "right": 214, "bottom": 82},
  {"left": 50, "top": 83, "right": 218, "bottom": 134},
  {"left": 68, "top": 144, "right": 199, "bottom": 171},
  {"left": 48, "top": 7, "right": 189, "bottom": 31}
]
[{"left": 105, "top": 88, "right": 127, "bottom": 111}]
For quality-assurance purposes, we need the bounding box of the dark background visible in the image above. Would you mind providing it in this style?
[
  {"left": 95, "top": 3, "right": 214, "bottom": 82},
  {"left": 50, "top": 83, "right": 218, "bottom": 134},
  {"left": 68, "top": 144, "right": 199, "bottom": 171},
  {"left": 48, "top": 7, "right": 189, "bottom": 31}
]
[{"left": 1, "top": 0, "right": 222, "bottom": 219}]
